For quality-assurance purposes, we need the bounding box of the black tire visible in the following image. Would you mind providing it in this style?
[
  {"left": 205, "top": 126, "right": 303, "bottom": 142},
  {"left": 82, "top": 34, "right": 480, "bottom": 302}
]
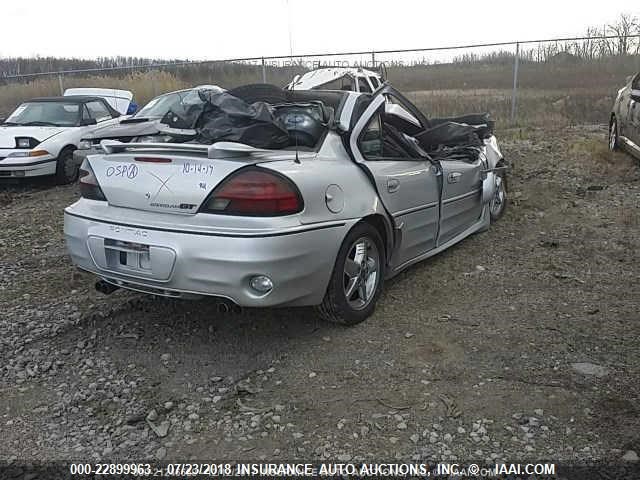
[
  {"left": 228, "top": 84, "right": 288, "bottom": 104},
  {"left": 315, "top": 222, "right": 385, "bottom": 325},
  {"left": 609, "top": 117, "right": 619, "bottom": 152},
  {"left": 489, "top": 164, "right": 508, "bottom": 223},
  {"left": 55, "top": 147, "right": 79, "bottom": 185}
]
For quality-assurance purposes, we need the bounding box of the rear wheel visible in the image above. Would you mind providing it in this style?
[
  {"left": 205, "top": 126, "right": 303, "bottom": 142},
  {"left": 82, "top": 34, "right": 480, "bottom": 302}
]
[
  {"left": 609, "top": 117, "right": 619, "bottom": 151},
  {"left": 55, "top": 147, "right": 78, "bottom": 185},
  {"left": 315, "top": 223, "right": 385, "bottom": 325}
]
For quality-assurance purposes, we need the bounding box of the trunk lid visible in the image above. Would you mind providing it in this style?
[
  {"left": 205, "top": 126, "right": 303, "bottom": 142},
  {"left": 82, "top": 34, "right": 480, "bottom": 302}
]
[{"left": 87, "top": 142, "right": 309, "bottom": 215}]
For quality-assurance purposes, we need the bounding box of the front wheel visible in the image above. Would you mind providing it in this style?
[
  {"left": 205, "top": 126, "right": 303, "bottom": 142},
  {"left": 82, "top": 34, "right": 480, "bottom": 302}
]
[
  {"left": 489, "top": 167, "right": 508, "bottom": 223},
  {"left": 55, "top": 147, "right": 79, "bottom": 185},
  {"left": 315, "top": 223, "right": 385, "bottom": 325},
  {"left": 609, "top": 117, "right": 619, "bottom": 152}
]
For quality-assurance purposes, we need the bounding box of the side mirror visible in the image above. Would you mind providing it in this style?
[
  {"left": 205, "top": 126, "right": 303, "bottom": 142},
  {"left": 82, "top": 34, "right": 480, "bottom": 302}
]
[
  {"left": 631, "top": 89, "right": 640, "bottom": 102},
  {"left": 80, "top": 118, "right": 97, "bottom": 126},
  {"left": 0, "top": 117, "right": 5, "bottom": 123}
]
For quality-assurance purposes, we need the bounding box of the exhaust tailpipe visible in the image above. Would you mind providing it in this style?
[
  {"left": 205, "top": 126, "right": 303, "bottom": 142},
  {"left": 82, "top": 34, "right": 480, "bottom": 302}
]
[
  {"left": 216, "top": 300, "right": 242, "bottom": 314},
  {"left": 95, "top": 280, "right": 120, "bottom": 295}
]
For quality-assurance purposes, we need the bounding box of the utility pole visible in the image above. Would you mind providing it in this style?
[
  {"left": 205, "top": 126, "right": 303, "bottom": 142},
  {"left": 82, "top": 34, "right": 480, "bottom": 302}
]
[{"left": 510, "top": 42, "right": 520, "bottom": 124}]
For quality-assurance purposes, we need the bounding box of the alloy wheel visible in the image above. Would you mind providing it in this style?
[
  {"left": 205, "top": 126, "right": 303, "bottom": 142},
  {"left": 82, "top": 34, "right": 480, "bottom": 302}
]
[
  {"left": 490, "top": 175, "right": 506, "bottom": 217},
  {"left": 343, "top": 237, "right": 380, "bottom": 310}
]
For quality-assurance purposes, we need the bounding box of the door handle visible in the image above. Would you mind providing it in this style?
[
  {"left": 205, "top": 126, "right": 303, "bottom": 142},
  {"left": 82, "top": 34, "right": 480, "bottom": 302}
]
[
  {"left": 447, "top": 172, "right": 462, "bottom": 183},
  {"left": 387, "top": 178, "right": 400, "bottom": 193}
]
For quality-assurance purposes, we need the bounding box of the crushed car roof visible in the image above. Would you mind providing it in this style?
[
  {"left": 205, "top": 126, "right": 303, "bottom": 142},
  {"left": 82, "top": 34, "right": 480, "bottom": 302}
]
[{"left": 287, "top": 67, "right": 381, "bottom": 90}]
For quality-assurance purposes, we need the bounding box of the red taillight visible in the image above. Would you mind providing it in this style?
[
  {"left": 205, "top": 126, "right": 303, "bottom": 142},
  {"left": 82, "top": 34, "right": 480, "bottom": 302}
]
[
  {"left": 201, "top": 168, "right": 303, "bottom": 216},
  {"left": 78, "top": 160, "right": 106, "bottom": 201}
]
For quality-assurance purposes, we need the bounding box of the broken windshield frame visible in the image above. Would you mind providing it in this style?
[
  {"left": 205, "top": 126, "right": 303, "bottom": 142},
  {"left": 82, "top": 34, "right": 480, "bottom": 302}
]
[{"left": 135, "top": 90, "right": 212, "bottom": 119}]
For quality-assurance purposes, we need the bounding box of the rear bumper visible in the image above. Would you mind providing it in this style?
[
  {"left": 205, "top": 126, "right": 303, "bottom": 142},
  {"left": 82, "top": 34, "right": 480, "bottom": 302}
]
[{"left": 64, "top": 210, "right": 351, "bottom": 307}]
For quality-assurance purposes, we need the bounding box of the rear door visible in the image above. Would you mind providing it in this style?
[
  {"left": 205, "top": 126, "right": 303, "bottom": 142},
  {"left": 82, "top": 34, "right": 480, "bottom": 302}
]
[{"left": 349, "top": 88, "right": 440, "bottom": 266}]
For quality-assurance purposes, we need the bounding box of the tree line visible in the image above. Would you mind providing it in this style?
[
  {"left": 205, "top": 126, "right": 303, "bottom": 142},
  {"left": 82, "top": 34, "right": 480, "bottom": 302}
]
[{"left": 1, "top": 15, "right": 638, "bottom": 78}]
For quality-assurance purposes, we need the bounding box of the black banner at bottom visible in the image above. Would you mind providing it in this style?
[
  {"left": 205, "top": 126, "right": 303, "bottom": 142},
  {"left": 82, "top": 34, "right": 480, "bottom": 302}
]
[{"left": 2, "top": 461, "right": 640, "bottom": 480}]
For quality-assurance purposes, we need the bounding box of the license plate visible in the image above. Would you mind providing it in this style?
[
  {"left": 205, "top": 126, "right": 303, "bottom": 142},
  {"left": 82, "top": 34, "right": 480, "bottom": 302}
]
[{"left": 108, "top": 240, "right": 151, "bottom": 272}]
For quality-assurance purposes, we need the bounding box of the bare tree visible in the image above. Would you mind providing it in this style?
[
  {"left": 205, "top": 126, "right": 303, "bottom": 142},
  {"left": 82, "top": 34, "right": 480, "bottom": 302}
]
[{"left": 607, "top": 14, "right": 640, "bottom": 55}]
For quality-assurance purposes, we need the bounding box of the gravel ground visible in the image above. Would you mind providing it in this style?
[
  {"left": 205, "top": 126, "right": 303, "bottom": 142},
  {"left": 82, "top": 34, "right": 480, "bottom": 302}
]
[{"left": 1, "top": 125, "right": 639, "bottom": 466}]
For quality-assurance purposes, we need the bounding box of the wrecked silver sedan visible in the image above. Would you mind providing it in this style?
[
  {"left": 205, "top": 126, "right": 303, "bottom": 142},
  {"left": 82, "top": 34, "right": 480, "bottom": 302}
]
[{"left": 64, "top": 85, "right": 507, "bottom": 325}]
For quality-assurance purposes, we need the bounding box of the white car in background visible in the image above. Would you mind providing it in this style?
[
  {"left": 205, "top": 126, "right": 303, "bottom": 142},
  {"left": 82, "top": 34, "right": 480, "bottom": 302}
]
[
  {"left": 286, "top": 67, "right": 383, "bottom": 93},
  {"left": 63, "top": 88, "right": 134, "bottom": 116},
  {"left": 0, "top": 88, "right": 132, "bottom": 183}
]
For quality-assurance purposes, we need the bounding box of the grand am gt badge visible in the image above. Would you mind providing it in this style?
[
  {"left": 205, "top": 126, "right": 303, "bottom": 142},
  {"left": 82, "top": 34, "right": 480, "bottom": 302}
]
[
  {"left": 149, "top": 201, "right": 197, "bottom": 210},
  {"left": 144, "top": 190, "right": 195, "bottom": 210}
]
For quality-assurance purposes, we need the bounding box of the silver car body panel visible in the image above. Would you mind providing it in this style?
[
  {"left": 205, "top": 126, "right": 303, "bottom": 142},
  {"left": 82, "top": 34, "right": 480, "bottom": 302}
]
[
  {"left": 64, "top": 86, "right": 504, "bottom": 306},
  {"left": 611, "top": 72, "right": 640, "bottom": 159}
]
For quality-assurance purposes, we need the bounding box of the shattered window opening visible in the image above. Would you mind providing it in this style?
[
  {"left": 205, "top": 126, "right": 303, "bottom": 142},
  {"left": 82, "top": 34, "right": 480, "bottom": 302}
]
[
  {"left": 358, "top": 77, "right": 372, "bottom": 93},
  {"left": 359, "top": 110, "right": 416, "bottom": 160}
]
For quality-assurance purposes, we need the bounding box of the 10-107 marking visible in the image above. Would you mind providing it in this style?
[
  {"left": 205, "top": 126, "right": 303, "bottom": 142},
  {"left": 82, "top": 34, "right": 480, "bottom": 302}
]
[{"left": 183, "top": 163, "right": 214, "bottom": 176}]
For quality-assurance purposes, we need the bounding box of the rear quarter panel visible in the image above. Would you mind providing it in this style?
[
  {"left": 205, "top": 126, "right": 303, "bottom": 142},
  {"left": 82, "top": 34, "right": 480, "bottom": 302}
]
[{"left": 262, "top": 134, "right": 388, "bottom": 226}]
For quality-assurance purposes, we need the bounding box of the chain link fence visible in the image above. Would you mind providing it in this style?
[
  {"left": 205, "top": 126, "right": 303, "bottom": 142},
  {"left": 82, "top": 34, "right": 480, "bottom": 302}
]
[{"left": 1, "top": 34, "right": 639, "bottom": 127}]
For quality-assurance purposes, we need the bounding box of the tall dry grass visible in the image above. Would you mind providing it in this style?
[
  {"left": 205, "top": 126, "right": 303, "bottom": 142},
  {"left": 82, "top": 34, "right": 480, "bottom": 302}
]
[
  {"left": 404, "top": 87, "right": 615, "bottom": 126},
  {"left": 1, "top": 55, "right": 637, "bottom": 127},
  {"left": 0, "top": 71, "right": 186, "bottom": 116}
]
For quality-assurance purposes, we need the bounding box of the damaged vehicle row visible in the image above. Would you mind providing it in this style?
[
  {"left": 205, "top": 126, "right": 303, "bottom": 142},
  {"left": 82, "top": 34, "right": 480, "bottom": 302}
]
[
  {"left": 0, "top": 88, "right": 133, "bottom": 183},
  {"left": 64, "top": 83, "right": 508, "bottom": 324}
]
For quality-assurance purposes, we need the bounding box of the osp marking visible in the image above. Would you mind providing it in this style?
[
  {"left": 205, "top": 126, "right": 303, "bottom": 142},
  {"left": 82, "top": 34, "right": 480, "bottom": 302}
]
[{"left": 105, "top": 163, "right": 138, "bottom": 179}]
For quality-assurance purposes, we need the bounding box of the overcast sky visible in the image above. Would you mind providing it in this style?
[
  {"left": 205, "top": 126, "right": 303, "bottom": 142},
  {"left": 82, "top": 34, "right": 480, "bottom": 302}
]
[{"left": 1, "top": 0, "right": 638, "bottom": 60}]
